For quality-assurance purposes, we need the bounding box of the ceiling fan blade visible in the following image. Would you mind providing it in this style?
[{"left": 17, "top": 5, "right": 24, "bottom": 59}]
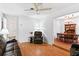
[
  {"left": 24, "top": 9, "right": 32, "bottom": 11},
  {"left": 38, "top": 8, "right": 52, "bottom": 11},
  {"left": 24, "top": 8, "right": 34, "bottom": 11}
]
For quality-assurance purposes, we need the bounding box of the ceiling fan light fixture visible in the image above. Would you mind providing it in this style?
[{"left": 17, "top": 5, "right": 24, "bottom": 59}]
[
  {"left": 24, "top": 3, "right": 52, "bottom": 15},
  {"left": 30, "top": 8, "right": 34, "bottom": 10}
]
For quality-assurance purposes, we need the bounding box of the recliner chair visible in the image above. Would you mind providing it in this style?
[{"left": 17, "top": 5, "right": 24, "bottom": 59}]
[
  {"left": 70, "top": 43, "right": 79, "bottom": 56},
  {"left": 33, "top": 31, "right": 43, "bottom": 44}
]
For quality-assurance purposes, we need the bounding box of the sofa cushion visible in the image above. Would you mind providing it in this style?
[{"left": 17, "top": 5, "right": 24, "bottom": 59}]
[
  {"left": 3, "top": 50, "right": 16, "bottom": 56},
  {"left": 0, "top": 39, "right": 6, "bottom": 56},
  {"left": 6, "top": 43, "right": 14, "bottom": 47},
  {"left": 74, "top": 51, "right": 79, "bottom": 56},
  {"left": 70, "top": 47, "right": 76, "bottom": 56},
  {"left": 13, "top": 49, "right": 21, "bottom": 56},
  {"left": 5, "top": 42, "right": 17, "bottom": 52},
  {"left": 5, "top": 46, "right": 14, "bottom": 52},
  {"left": 0, "top": 48, "right": 3, "bottom": 56}
]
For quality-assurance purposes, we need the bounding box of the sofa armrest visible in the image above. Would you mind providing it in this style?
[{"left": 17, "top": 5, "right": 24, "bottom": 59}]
[{"left": 6, "top": 39, "right": 17, "bottom": 44}]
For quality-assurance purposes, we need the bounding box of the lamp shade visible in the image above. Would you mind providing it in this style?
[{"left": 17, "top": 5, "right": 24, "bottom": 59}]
[{"left": 0, "top": 28, "right": 9, "bottom": 34}]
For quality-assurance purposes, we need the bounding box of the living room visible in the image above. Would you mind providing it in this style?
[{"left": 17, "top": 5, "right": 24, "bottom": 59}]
[{"left": 1, "top": 3, "right": 79, "bottom": 56}]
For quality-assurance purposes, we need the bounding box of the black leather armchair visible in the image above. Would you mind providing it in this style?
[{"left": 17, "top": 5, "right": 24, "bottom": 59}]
[
  {"left": 33, "top": 31, "right": 43, "bottom": 44},
  {"left": 70, "top": 43, "right": 79, "bottom": 56}
]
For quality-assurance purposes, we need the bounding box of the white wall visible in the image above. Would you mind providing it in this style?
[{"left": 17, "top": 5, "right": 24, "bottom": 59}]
[
  {"left": 53, "top": 18, "right": 64, "bottom": 38},
  {"left": 17, "top": 15, "right": 54, "bottom": 45},
  {"left": 53, "top": 19, "right": 60, "bottom": 38},
  {"left": 44, "top": 16, "right": 54, "bottom": 45},
  {"left": 72, "top": 17, "right": 79, "bottom": 34},
  {"left": 17, "top": 15, "right": 34, "bottom": 42},
  {"left": 6, "top": 15, "right": 17, "bottom": 38},
  {"left": 0, "top": 13, "right": 2, "bottom": 31}
]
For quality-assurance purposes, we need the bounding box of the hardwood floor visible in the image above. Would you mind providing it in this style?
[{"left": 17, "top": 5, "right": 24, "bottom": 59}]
[
  {"left": 19, "top": 42, "right": 69, "bottom": 56},
  {"left": 54, "top": 39, "right": 72, "bottom": 51}
]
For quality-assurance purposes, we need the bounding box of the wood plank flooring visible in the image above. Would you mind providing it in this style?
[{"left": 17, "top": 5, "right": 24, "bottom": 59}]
[
  {"left": 19, "top": 42, "right": 69, "bottom": 56},
  {"left": 54, "top": 39, "right": 72, "bottom": 51}
]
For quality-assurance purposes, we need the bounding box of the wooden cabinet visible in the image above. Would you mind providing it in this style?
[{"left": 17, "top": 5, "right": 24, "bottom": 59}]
[
  {"left": 57, "top": 24, "right": 78, "bottom": 43},
  {"left": 64, "top": 24, "right": 76, "bottom": 34}
]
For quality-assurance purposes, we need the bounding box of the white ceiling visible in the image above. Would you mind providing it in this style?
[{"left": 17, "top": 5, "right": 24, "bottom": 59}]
[{"left": 0, "top": 3, "right": 79, "bottom": 18}]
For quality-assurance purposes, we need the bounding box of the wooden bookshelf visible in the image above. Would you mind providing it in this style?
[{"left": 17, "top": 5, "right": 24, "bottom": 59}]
[{"left": 64, "top": 24, "right": 76, "bottom": 34}]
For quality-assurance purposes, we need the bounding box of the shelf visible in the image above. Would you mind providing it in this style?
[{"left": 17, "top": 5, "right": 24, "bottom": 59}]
[{"left": 64, "top": 24, "right": 76, "bottom": 34}]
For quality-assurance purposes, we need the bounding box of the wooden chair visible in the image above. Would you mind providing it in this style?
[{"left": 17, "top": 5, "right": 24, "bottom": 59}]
[
  {"left": 73, "top": 35, "right": 78, "bottom": 43},
  {"left": 57, "top": 33, "right": 64, "bottom": 41}
]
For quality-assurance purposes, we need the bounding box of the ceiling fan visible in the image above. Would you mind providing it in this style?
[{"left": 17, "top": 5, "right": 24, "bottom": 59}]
[{"left": 24, "top": 3, "right": 52, "bottom": 14}]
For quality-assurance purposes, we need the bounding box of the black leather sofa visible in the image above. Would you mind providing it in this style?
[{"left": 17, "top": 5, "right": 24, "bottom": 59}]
[
  {"left": 70, "top": 43, "right": 79, "bottom": 56},
  {"left": 0, "top": 36, "right": 21, "bottom": 56}
]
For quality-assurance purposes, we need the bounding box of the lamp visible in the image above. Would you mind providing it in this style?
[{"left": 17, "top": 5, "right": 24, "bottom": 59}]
[
  {"left": 0, "top": 15, "right": 9, "bottom": 39},
  {"left": 0, "top": 28, "right": 9, "bottom": 39},
  {"left": 64, "top": 14, "right": 75, "bottom": 24}
]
